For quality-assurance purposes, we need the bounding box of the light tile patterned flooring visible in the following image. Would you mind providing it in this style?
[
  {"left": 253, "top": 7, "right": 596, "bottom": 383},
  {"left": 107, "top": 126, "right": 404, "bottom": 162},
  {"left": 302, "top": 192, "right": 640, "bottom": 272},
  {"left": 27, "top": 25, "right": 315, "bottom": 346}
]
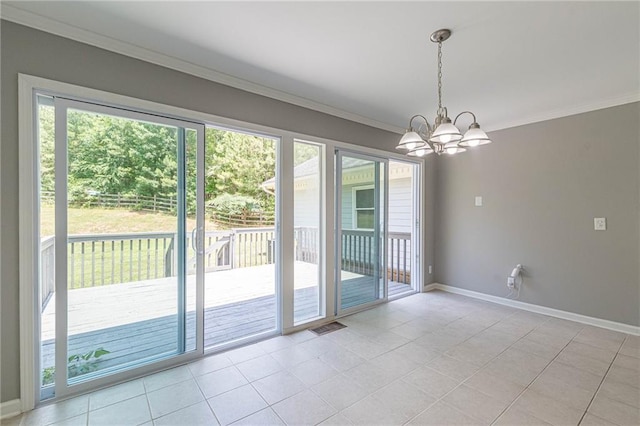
[{"left": 7, "top": 291, "right": 640, "bottom": 426}]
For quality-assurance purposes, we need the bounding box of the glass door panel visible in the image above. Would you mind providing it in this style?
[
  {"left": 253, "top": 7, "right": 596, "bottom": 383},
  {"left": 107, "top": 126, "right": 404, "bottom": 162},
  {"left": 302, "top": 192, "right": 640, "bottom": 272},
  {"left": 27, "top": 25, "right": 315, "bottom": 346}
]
[
  {"left": 293, "top": 141, "right": 324, "bottom": 324},
  {"left": 336, "top": 152, "right": 387, "bottom": 313},
  {"left": 43, "top": 97, "right": 203, "bottom": 396},
  {"left": 38, "top": 95, "right": 56, "bottom": 399},
  {"left": 203, "top": 126, "right": 279, "bottom": 349},
  {"left": 387, "top": 160, "right": 418, "bottom": 298}
]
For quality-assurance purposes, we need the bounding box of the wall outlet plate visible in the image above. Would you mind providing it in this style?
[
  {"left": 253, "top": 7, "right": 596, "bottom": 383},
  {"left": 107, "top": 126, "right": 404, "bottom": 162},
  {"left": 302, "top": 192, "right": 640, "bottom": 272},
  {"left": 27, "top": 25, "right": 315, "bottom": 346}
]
[
  {"left": 594, "top": 217, "right": 606, "bottom": 231},
  {"left": 474, "top": 196, "right": 483, "bottom": 207}
]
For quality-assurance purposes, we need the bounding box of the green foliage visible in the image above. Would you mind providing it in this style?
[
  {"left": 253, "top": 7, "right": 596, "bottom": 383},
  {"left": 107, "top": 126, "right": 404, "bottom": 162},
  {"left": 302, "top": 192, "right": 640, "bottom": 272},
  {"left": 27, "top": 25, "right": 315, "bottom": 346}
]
[
  {"left": 41, "top": 347, "right": 111, "bottom": 386},
  {"left": 294, "top": 143, "right": 319, "bottom": 166},
  {"left": 208, "top": 193, "right": 260, "bottom": 217},
  {"left": 66, "top": 110, "right": 182, "bottom": 201},
  {"left": 39, "top": 105, "right": 56, "bottom": 193},
  {"left": 38, "top": 108, "right": 276, "bottom": 217},
  {"left": 205, "top": 128, "right": 275, "bottom": 212},
  {"left": 42, "top": 366, "right": 55, "bottom": 386}
]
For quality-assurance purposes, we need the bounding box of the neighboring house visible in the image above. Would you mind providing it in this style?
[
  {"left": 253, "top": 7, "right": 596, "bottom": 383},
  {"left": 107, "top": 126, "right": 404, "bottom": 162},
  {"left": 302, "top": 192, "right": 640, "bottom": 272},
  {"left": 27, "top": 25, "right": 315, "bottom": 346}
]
[
  {"left": 262, "top": 158, "right": 415, "bottom": 278},
  {"left": 261, "top": 158, "right": 415, "bottom": 233}
]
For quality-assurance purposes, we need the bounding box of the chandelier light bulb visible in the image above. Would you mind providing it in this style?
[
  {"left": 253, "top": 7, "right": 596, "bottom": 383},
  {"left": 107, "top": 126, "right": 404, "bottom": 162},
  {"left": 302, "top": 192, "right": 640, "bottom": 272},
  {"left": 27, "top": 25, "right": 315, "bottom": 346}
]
[
  {"left": 440, "top": 134, "right": 452, "bottom": 143},
  {"left": 468, "top": 139, "right": 480, "bottom": 147},
  {"left": 446, "top": 147, "right": 457, "bottom": 155},
  {"left": 406, "top": 141, "right": 417, "bottom": 150}
]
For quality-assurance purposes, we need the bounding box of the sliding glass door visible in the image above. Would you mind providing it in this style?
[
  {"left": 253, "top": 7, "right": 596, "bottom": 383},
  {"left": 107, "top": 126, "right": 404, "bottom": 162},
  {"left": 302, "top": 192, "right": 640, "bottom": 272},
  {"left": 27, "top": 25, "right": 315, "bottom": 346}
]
[
  {"left": 40, "top": 96, "right": 204, "bottom": 398},
  {"left": 335, "top": 151, "right": 388, "bottom": 314},
  {"left": 202, "top": 125, "right": 280, "bottom": 350}
]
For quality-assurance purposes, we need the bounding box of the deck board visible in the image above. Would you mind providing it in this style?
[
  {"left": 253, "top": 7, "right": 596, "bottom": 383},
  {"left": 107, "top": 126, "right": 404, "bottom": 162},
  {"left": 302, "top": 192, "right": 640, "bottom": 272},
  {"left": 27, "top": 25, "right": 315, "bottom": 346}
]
[{"left": 41, "top": 264, "right": 412, "bottom": 377}]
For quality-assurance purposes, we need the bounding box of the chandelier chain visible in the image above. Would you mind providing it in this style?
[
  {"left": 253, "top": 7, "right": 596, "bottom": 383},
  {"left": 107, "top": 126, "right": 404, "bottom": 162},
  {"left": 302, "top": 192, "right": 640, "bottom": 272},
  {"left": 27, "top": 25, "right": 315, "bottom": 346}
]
[{"left": 437, "top": 41, "right": 443, "bottom": 110}]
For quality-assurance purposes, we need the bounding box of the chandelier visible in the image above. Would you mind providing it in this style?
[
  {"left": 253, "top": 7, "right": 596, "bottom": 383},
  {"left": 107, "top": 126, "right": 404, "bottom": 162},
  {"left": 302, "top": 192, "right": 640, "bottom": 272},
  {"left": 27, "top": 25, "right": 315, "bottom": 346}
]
[{"left": 396, "top": 29, "right": 492, "bottom": 156}]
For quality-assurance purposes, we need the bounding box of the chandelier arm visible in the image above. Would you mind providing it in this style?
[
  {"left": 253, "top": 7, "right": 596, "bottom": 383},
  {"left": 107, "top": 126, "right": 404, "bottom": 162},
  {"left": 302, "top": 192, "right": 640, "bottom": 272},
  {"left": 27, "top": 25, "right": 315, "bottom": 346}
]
[
  {"left": 409, "top": 114, "right": 433, "bottom": 134},
  {"left": 453, "top": 111, "right": 478, "bottom": 126}
]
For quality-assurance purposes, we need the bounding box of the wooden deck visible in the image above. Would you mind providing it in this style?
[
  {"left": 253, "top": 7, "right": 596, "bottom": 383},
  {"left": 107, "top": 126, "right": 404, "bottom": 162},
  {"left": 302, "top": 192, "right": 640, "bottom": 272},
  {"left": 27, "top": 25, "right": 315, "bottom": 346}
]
[{"left": 41, "top": 263, "right": 412, "bottom": 375}]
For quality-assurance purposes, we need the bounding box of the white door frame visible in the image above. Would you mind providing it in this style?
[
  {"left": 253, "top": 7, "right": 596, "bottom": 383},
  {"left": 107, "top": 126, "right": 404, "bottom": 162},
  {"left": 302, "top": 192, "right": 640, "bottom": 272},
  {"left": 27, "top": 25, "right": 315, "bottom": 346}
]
[
  {"left": 49, "top": 97, "right": 206, "bottom": 399},
  {"left": 18, "top": 74, "right": 424, "bottom": 410},
  {"left": 335, "top": 149, "right": 390, "bottom": 316}
]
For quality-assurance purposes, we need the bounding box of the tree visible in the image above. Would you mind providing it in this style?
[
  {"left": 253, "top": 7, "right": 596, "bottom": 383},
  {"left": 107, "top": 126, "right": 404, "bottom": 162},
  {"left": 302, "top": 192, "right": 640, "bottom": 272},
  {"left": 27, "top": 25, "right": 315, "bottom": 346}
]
[
  {"left": 205, "top": 128, "right": 276, "bottom": 212},
  {"left": 39, "top": 104, "right": 55, "bottom": 193},
  {"left": 38, "top": 108, "right": 277, "bottom": 216},
  {"left": 66, "top": 110, "right": 180, "bottom": 201}
]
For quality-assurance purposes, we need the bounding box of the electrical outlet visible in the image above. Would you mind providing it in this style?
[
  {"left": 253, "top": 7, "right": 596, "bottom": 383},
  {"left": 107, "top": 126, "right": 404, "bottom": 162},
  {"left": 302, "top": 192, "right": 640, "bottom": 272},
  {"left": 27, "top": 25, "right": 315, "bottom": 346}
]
[
  {"left": 594, "top": 217, "right": 606, "bottom": 231},
  {"left": 428, "top": 265, "right": 432, "bottom": 274},
  {"left": 475, "top": 196, "right": 483, "bottom": 207}
]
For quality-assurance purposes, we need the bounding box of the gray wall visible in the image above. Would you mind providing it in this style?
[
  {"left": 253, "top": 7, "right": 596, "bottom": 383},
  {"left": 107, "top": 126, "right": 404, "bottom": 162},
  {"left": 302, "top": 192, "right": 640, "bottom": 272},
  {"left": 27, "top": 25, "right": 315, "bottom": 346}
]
[
  {"left": 435, "top": 102, "right": 640, "bottom": 326},
  {"left": 0, "top": 21, "right": 438, "bottom": 403}
]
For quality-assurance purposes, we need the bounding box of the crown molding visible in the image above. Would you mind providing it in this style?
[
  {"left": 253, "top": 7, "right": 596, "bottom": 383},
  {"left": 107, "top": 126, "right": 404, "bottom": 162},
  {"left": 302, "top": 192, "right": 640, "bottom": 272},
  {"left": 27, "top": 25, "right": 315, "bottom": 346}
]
[
  {"left": 2, "top": 4, "right": 637, "bottom": 136},
  {"left": 0, "top": 4, "right": 405, "bottom": 134},
  {"left": 484, "top": 92, "right": 640, "bottom": 133}
]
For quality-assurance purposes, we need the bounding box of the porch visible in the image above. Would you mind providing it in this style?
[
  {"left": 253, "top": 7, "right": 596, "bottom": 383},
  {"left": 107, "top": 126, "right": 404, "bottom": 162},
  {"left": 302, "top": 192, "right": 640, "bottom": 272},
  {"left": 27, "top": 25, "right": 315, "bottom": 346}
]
[
  {"left": 39, "top": 227, "right": 413, "bottom": 380},
  {"left": 41, "top": 263, "right": 412, "bottom": 376}
]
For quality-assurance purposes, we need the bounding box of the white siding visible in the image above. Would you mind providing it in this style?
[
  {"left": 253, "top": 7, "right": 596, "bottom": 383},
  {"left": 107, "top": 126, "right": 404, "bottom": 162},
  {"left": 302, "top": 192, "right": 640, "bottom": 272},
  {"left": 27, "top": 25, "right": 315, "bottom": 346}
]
[
  {"left": 294, "top": 179, "right": 320, "bottom": 228},
  {"left": 339, "top": 179, "right": 413, "bottom": 232},
  {"left": 388, "top": 177, "right": 413, "bottom": 233},
  {"left": 293, "top": 170, "right": 415, "bottom": 275},
  {"left": 341, "top": 184, "right": 354, "bottom": 229}
]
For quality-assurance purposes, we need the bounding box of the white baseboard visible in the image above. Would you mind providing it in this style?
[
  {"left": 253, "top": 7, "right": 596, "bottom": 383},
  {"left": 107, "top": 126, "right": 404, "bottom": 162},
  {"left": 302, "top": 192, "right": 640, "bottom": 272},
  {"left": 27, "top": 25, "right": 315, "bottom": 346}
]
[
  {"left": 423, "top": 283, "right": 439, "bottom": 292},
  {"left": 426, "top": 283, "right": 640, "bottom": 336},
  {"left": 0, "top": 399, "right": 22, "bottom": 420}
]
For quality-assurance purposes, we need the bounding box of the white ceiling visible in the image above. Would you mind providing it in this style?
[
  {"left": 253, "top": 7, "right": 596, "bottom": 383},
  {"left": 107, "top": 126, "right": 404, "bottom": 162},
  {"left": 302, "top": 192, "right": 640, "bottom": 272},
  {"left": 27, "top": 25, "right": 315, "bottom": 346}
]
[{"left": 3, "top": 1, "right": 639, "bottom": 133}]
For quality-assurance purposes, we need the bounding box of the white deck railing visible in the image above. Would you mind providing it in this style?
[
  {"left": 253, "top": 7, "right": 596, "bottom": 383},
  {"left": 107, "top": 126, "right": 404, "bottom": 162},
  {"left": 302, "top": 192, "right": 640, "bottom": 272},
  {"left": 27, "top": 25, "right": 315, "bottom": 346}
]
[{"left": 39, "top": 228, "right": 410, "bottom": 309}]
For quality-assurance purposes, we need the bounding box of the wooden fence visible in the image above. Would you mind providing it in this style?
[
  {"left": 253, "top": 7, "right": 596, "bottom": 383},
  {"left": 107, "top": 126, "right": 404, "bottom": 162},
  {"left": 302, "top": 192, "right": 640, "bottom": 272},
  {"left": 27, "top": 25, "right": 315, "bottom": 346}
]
[
  {"left": 40, "top": 228, "right": 411, "bottom": 309},
  {"left": 211, "top": 211, "right": 275, "bottom": 228},
  {"left": 41, "top": 191, "right": 176, "bottom": 213},
  {"left": 41, "top": 191, "right": 275, "bottom": 225}
]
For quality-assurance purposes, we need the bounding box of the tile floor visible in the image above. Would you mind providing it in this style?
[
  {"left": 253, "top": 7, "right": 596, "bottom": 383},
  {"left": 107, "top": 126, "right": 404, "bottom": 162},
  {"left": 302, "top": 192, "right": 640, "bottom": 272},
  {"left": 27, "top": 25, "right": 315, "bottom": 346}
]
[{"left": 5, "top": 291, "right": 640, "bottom": 426}]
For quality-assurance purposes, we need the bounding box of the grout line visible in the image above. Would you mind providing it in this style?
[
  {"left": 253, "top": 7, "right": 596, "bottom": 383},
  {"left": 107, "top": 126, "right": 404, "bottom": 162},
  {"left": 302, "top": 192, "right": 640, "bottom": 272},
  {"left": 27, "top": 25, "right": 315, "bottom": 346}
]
[
  {"left": 488, "top": 333, "right": 577, "bottom": 425},
  {"left": 34, "top": 294, "right": 632, "bottom": 426},
  {"left": 84, "top": 396, "right": 89, "bottom": 426},
  {"left": 576, "top": 336, "right": 625, "bottom": 425},
  {"left": 143, "top": 387, "right": 153, "bottom": 424},
  {"left": 402, "top": 311, "right": 554, "bottom": 424}
]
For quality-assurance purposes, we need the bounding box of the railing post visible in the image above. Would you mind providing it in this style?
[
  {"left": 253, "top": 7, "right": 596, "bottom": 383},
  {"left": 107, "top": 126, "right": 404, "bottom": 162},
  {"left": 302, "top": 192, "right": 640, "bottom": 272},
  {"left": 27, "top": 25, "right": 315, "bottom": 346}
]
[
  {"left": 40, "top": 236, "right": 56, "bottom": 310},
  {"left": 230, "top": 231, "right": 236, "bottom": 269},
  {"left": 164, "top": 235, "right": 175, "bottom": 277}
]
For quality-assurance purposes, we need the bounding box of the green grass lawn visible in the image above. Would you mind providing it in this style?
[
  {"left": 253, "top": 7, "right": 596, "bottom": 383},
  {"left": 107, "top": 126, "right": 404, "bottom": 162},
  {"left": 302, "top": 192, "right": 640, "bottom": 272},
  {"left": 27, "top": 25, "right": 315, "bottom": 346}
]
[{"left": 40, "top": 204, "right": 208, "bottom": 236}]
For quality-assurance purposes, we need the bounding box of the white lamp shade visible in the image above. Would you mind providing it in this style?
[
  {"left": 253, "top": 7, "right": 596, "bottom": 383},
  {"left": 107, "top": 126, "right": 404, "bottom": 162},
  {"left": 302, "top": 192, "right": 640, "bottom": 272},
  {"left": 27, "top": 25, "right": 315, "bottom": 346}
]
[
  {"left": 444, "top": 142, "right": 466, "bottom": 155},
  {"left": 459, "top": 127, "right": 491, "bottom": 147},
  {"left": 429, "top": 122, "right": 463, "bottom": 144},
  {"left": 407, "top": 145, "right": 434, "bottom": 157},
  {"left": 396, "top": 131, "right": 426, "bottom": 151}
]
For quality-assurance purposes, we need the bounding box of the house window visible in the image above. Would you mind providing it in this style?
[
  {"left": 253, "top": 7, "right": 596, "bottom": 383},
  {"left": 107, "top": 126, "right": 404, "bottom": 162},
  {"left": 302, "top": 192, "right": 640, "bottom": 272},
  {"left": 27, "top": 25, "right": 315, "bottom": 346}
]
[{"left": 354, "top": 186, "right": 375, "bottom": 229}]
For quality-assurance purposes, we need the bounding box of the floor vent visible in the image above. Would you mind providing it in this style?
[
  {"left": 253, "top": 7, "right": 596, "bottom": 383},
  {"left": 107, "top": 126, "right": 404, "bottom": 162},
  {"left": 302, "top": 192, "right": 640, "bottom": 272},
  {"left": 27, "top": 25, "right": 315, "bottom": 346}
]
[{"left": 309, "top": 322, "right": 346, "bottom": 336}]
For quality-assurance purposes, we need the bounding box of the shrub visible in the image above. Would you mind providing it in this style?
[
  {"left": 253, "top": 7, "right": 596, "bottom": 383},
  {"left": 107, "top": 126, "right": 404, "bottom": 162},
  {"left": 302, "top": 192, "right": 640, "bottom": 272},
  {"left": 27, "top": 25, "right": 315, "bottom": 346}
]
[{"left": 207, "top": 193, "right": 260, "bottom": 217}]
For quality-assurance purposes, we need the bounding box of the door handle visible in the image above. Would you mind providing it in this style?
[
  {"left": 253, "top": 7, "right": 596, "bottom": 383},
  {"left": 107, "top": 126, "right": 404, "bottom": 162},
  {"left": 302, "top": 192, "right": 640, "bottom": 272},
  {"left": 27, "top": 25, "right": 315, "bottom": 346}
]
[{"left": 191, "top": 227, "right": 197, "bottom": 252}]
